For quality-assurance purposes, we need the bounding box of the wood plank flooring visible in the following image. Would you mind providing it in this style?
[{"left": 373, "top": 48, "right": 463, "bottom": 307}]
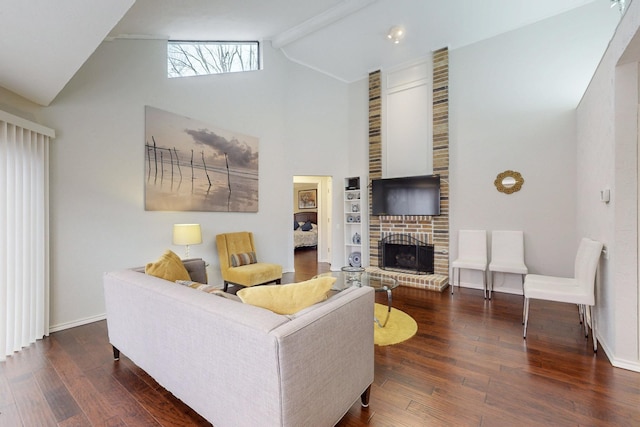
[{"left": 2, "top": 250, "right": 639, "bottom": 426}]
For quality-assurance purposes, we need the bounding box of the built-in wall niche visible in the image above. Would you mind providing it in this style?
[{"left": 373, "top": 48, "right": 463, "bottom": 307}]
[{"left": 383, "top": 58, "right": 433, "bottom": 178}]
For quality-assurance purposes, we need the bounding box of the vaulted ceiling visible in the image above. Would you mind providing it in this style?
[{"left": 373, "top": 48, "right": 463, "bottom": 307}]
[{"left": 0, "top": 0, "right": 614, "bottom": 106}]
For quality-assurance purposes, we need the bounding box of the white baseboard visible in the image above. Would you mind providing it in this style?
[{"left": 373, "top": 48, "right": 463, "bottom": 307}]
[
  {"left": 453, "top": 281, "right": 484, "bottom": 291},
  {"left": 49, "top": 313, "right": 106, "bottom": 333},
  {"left": 454, "top": 282, "right": 525, "bottom": 297},
  {"left": 490, "top": 287, "right": 524, "bottom": 296},
  {"left": 597, "top": 335, "right": 640, "bottom": 372}
]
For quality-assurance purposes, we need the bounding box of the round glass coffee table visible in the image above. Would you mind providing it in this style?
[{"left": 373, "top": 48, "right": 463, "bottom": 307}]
[{"left": 314, "top": 269, "right": 399, "bottom": 327}]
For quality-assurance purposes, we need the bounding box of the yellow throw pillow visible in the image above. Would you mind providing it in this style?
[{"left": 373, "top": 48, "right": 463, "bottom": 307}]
[
  {"left": 145, "top": 250, "right": 191, "bottom": 282},
  {"left": 237, "top": 276, "right": 336, "bottom": 315}
]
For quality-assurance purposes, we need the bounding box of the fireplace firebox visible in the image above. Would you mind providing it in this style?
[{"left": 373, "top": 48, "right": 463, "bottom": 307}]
[{"left": 378, "top": 234, "right": 434, "bottom": 275}]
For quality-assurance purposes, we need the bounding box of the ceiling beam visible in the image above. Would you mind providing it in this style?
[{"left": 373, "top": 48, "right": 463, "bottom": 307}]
[{"left": 270, "top": 0, "right": 377, "bottom": 49}]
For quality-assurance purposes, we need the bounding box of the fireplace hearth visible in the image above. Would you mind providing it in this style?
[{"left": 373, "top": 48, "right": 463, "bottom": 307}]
[{"left": 378, "top": 234, "right": 434, "bottom": 275}]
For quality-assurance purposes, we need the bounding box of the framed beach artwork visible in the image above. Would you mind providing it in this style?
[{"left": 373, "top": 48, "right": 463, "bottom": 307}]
[
  {"left": 144, "top": 106, "right": 259, "bottom": 212},
  {"left": 298, "top": 189, "right": 317, "bottom": 209}
]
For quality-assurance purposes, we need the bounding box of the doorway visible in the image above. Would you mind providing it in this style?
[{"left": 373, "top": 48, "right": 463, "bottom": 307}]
[{"left": 293, "top": 176, "right": 332, "bottom": 265}]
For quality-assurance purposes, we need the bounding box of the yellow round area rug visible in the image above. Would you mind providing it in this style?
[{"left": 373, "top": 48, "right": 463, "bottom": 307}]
[{"left": 374, "top": 303, "right": 418, "bottom": 346}]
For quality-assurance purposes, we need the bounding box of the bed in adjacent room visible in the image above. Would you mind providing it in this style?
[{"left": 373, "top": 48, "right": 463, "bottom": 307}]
[{"left": 294, "top": 212, "right": 318, "bottom": 249}]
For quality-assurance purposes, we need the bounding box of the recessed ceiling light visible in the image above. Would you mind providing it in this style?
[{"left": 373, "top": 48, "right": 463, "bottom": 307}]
[{"left": 387, "top": 25, "right": 405, "bottom": 44}]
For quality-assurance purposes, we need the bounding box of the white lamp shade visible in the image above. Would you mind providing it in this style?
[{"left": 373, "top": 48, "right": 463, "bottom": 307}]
[{"left": 172, "top": 224, "right": 202, "bottom": 245}]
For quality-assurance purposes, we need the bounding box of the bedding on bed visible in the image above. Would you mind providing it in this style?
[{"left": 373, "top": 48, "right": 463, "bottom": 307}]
[
  {"left": 293, "top": 212, "right": 318, "bottom": 249},
  {"left": 294, "top": 222, "right": 318, "bottom": 248}
]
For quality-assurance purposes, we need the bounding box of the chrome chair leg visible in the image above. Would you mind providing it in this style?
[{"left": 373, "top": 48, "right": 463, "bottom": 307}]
[
  {"left": 589, "top": 305, "right": 598, "bottom": 353},
  {"left": 523, "top": 298, "right": 530, "bottom": 338}
]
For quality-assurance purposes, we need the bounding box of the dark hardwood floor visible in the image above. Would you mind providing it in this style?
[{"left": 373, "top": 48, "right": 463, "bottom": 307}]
[{"left": 2, "top": 250, "right": 639, "bottom": 426}]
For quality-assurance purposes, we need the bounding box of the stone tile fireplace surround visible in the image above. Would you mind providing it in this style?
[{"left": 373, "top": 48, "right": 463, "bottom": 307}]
[{"left": 367, "top": 48, "right": 449, "bottom": 292}]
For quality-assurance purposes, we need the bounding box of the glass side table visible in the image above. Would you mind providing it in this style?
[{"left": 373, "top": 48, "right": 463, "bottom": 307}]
[
  {"left": 341, "top": 266, "right": 365, "bottom": 286},
  {"left": 315, "top": 269, "right": 398, "bottom": 327}
]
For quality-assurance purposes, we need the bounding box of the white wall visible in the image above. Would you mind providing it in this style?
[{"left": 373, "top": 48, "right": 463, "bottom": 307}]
[
  {"left": 383, "top": 59, "right": 433, "bottom": 178},
  {"left": 0, "top": 87, "right": 41, "bottom": 120},
  {"left": 577, "top": 0, "right": 640, "bottom": 371},
  {"left": 33, "top": 40, "right": 351, "bottom": 330},
  {"left": 347, "top": 77, "right": 370, "bottom": 265},
  {"left": 449, "top": 1, "right": 620, "bottom": 293},
  {"left": 282, "top": 56, "right": 353, "bottom": 268},
  {"left": 347, "top": 78, "right": 369, "bottom": 177}
]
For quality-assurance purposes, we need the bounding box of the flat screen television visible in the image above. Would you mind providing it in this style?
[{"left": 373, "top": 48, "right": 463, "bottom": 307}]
[{"left": 372, "top": 175, "right": 440, "bottom": 216}]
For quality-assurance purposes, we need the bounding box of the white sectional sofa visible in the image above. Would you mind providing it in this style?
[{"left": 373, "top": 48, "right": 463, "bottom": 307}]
[{"left": 103, "top": 260, "right": 375, "bottom": 427}]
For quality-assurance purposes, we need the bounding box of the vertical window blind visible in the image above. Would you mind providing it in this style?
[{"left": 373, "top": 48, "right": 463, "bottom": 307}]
[{"left": 0, "top": 110, "right": 54, "bottom": 361}]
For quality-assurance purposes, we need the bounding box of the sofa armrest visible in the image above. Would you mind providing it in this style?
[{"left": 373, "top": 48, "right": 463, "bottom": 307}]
[
  {"left": 130, "top": 257, "right": 207, "bottom": 283},
  {"left": 271, "top": 286, "right": 375, "bottom": 426},
  {"left": 182, "top": 258, "right": 207, "bottom": 283}
]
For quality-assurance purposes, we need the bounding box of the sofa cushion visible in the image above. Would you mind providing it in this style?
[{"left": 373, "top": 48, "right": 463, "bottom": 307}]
[
  {"left": 145, "top": 250, "right": 191, "bottom": 282},
  {"left": 230, "top": 251, "right": 257, "bottom": 267},
  {"left": 237, "top": 276, "right": 336, "bottom": 315},
  {"left": 225, "top": 262, "right": 282, "bottom": 287}
]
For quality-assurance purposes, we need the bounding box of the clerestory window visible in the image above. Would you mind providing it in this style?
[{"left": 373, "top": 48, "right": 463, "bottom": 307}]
[{"left": 167, "top": 41, "right": 260, "bottom": 78}]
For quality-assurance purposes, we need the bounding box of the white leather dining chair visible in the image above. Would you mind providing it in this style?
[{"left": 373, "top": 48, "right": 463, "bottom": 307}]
[
  {"left": 451, "top": 230, "right": 488, "bottom": 297},
  {"left": 523, "top": 237, "right": 603, "bottom": 352},
  {"left": 488, "top": 230, "right": 528, "bottom": 300}
]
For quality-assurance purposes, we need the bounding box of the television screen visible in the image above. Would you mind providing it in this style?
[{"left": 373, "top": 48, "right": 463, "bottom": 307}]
[{"left": 372, "top": 175, "right": 440, "bottom": 216}]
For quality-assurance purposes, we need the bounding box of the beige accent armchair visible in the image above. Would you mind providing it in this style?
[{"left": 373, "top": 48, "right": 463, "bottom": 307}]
[{"left": 216, "top": 231, "right": 282, "bottom": 292}]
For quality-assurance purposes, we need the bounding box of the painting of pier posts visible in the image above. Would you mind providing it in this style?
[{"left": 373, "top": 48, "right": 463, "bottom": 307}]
[{"left": 144, "top": 106, "right": 259, "bottom": 212}]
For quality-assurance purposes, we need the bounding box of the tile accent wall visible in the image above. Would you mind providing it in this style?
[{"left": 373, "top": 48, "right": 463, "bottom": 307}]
[
  {"left": 368, "top": 70, "right": 383, "bottom": 270},
  {"left": 367, "top": 48, "right": 450, "bottom": 291}
]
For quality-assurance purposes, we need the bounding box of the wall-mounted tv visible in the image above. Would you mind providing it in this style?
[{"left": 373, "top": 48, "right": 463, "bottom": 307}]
[{"left": 372, "top": 175, "right": 440, "bottom": 216}]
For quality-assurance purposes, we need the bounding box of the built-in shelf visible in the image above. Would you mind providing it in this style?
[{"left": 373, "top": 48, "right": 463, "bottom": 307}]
[{"left": 344, "top": 176, "right": 365, "bottom": 268}]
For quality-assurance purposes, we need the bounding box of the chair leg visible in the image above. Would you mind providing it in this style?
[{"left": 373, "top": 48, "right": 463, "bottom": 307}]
[
  {"left": 582, "top": 305, "right": 589, "bottom": 338},
  {"left": 483, "top": 271, "right": 487, "bottom": 299},
  {"left": 451, "top": 267, "right": 456, "bottom": 294},
  {"left": 489, "top": 273, "right": 493, "bottom": 299},
  {"left": 223, "top": 281, "right": 229, "bottom": 292},
  {"left": 578, "top": 304, "right": 584, "bottom": 325},
  {"left": 523, "top": 298, "right": 530, "bottom": 338},
  {"left": 487, "top": 271, "right": 491, "bottom": 300},
  {"left": 589, "top": 305, "right": 598, "bottom": 353}
]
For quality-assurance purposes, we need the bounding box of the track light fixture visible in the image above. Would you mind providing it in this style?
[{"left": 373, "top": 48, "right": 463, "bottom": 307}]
[{"left": 611, "top": 0, "right": 626, "bottom": 14}]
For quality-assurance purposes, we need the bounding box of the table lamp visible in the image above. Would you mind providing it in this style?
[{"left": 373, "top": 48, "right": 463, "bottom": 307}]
[{"left": 172, "top": 224, "right": 202, "bottom": 258}]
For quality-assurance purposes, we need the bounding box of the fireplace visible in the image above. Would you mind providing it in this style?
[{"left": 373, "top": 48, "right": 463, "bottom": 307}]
[{"left": 378, "top": 234, "right": 434, "bottom": 275}]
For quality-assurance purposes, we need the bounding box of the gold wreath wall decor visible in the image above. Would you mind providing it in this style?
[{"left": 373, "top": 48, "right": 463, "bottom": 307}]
[{"left": 494, "top": 170, "right": 524, "bottom": 194}]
